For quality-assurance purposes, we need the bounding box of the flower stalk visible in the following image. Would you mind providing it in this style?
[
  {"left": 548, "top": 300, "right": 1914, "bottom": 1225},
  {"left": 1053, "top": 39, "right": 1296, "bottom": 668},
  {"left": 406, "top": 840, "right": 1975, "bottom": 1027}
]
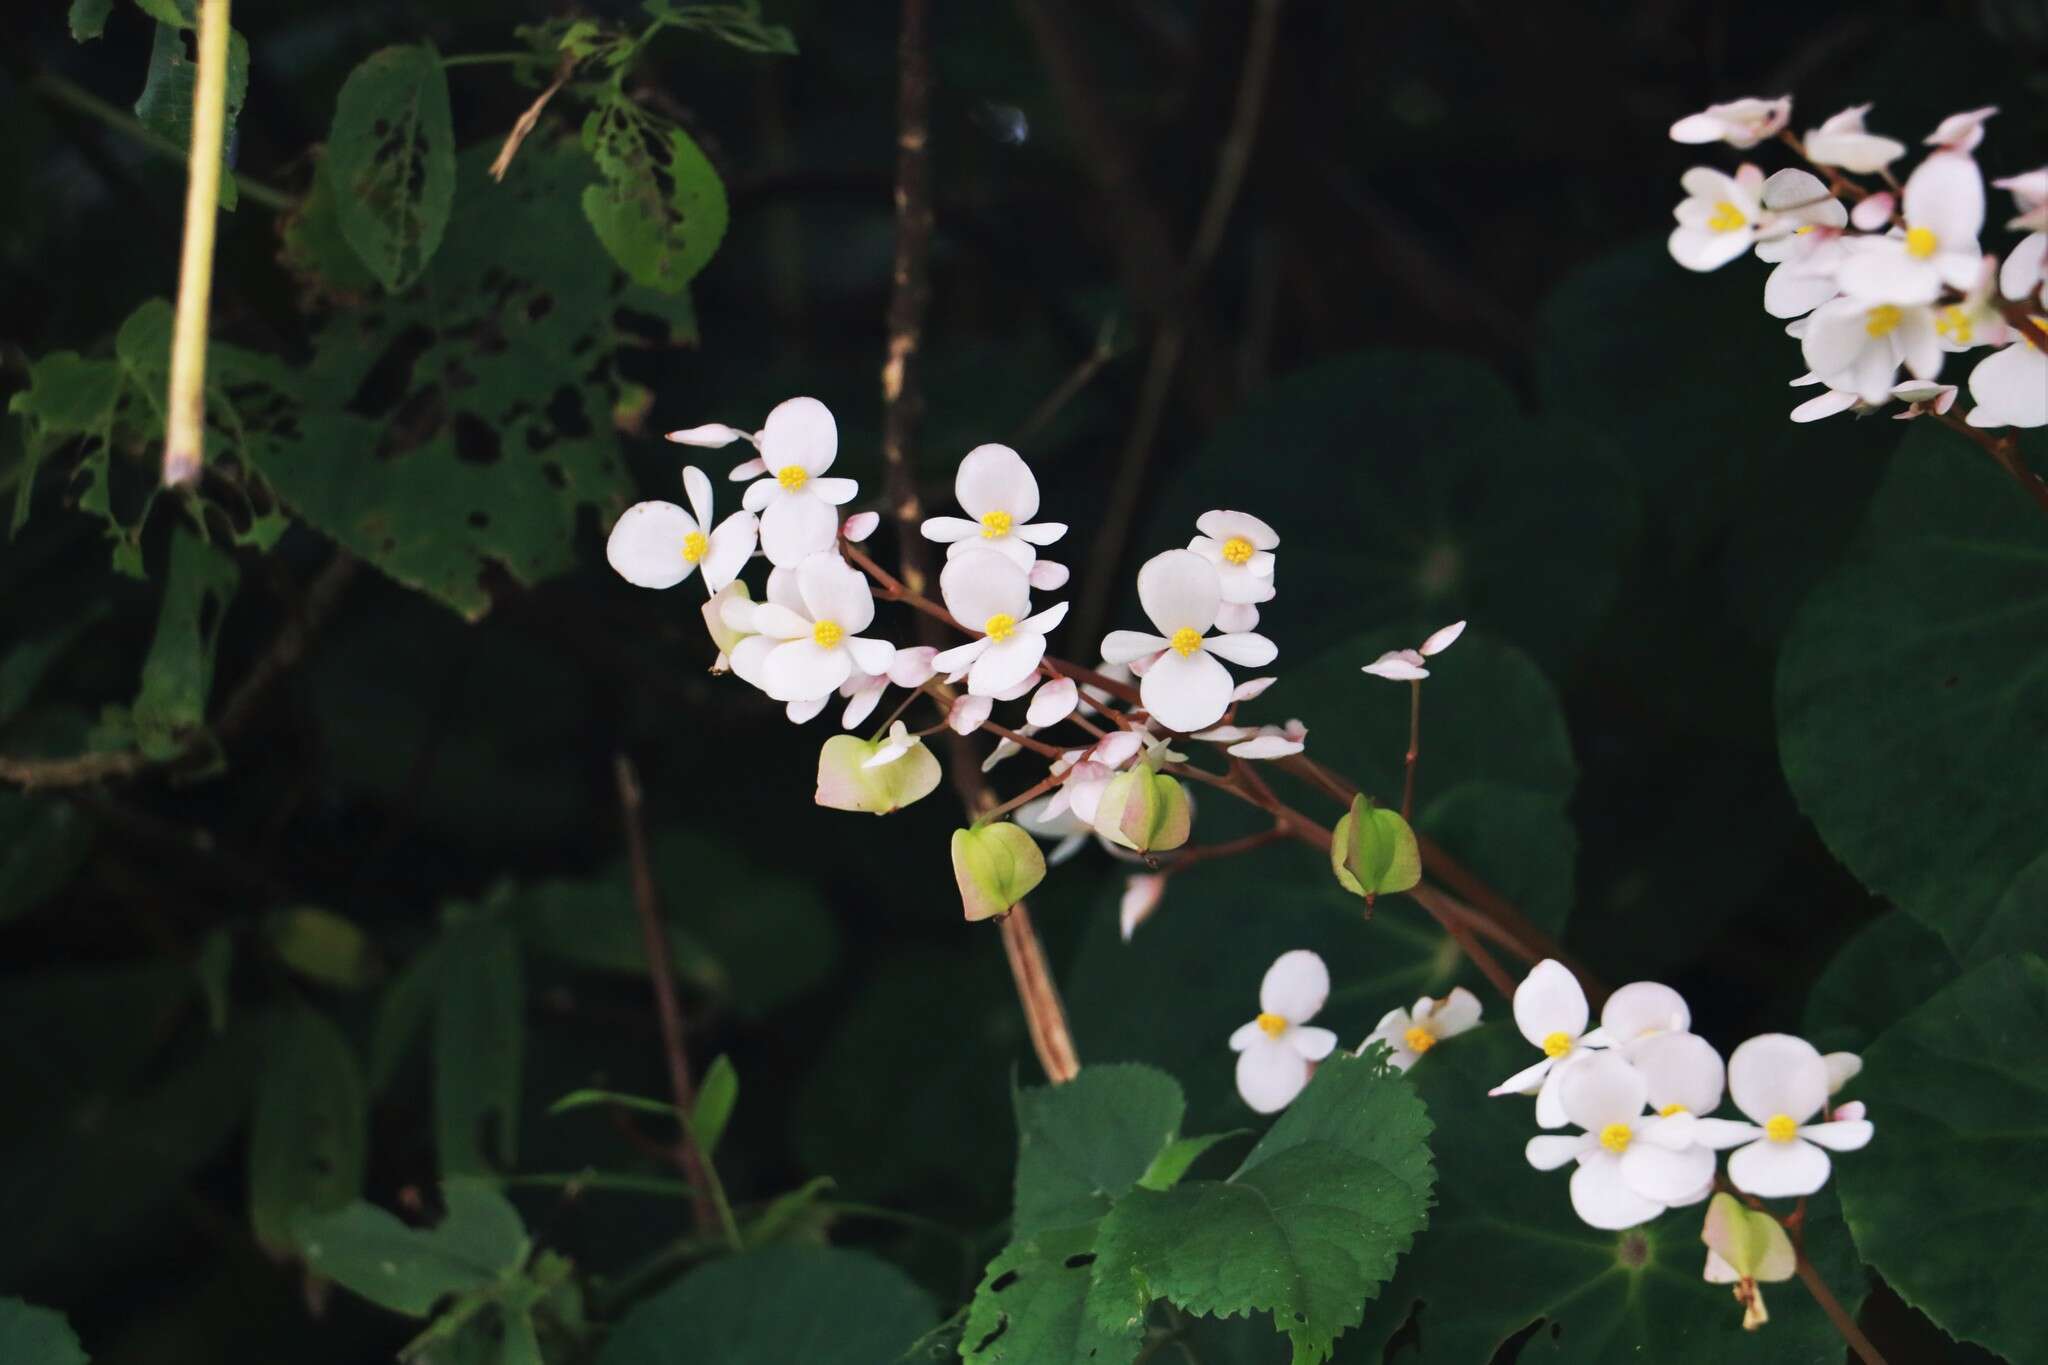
[{"left": 163, "top": 0, "right": 234, "bottom": 488}]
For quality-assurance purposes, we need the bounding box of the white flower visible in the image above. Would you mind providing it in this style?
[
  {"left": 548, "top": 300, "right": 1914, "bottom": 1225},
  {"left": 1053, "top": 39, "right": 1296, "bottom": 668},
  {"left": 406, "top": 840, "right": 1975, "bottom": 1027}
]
[
  {"left": 1668, "top": 97, "right": 1791, "bottom": 149},
  {"left": 1101, "top": 550, "right": 1276, "bottom": 733},
  {"left": 1631, "top": 1030, "right": 1726, "bottom": 1119},
  {"left": 1965, "top": 328, "right": 2048, "bottom": 428},
  {"left": 1193, "top": 718, "right": 1307, "bottom": 760},
  {"left": 1700, "top": 1034, "right": 1874, "bottom": 1198},
  {"left": 1799, "top": 295, "right": 1941, "bottom": 403},
  {"left": 1229, "top": 950, "right": 1339, "bottom": 1114},
  {"left": 1889, "top": 379, "right": 1958, "bottom": 418},
  {"left": 1120, "top": 873, "right": 1165, "bottom": 940},
  {"left": 1925, "top": 106, "right": 1996, "bottom": 155},
  {"left": 1360, "top": 987, "right": 1482, "bottom": 1071},
  {"left": 1488, "top": 959, "right": 1611, "bottom": 1128},
  {"left": 1525, "top": 1052, "right": 1715, "bottom": 1231},
  {"left": 1995, "top": 168, "right": 2048, "bottom": 232},
  {"left": 1188, "top": 510, "right": 1278, "bottom": 605},
  {"left": 1802, "top": 105, "right": 1906, "bottom": 174},
  {"left": 864, "top": 720, "right": 920, "bottom": 768},
  {"left": 734, "top": 398, "right": 861, "bottom": 567},
  {"left": 1837, "top": 154, "right": 1986, "bottom": 304},
  {"left": 607, "top": 466, "right": 758, "bottom": 593},
  {"left": 1670, "top": 165, "right": 1770, "bottom": 272},
  {"left": 2001, "top": 231, "right": 2045, "bottom": 305},
  {"left": 919, "top": 444, "right": 1068, "bottom": 570},
  {"left": 749, "top": 553, "right": 896, "bottom": 702},
  {"left": 1760, "top": 228, "right": 1850, "bottom": 320},
  {"left": 1598, "top": 980, "right": 1691, "bottom": 1051},
  {"left": 666, "top": 421, "right": 754, "bottom": 448},
  {"left": 1363, "top": 619, "right": 1466, "bottom": 681},
  {"left": 930, "top": 551, "right": 1068, "bottom": 696}
]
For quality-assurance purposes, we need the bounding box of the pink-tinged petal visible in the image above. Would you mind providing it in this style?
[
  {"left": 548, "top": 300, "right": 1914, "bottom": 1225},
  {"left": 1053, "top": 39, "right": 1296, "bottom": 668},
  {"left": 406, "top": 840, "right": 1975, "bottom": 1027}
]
[
  {"left": 1631, "top": 1031, "right": 1725, "bottom": 1116},
  {"left": 1120, "top": 873, "right": 1164, "bottom": 940},
  {"left": 1028, "top": 559, "right": 1070, "bottom": 591},
  {"left": 969, "top": 634, "right": 1046, "bottom": 696},
  {"left": 1092, "top": 731, "right": 1143, "bottom": 768},
  {"left": 1799, "top": 1118, "right": 1873, "bottom": 1152},
  {"left": 1560, "top": 1052, "right": 1649, "bottom": 1133},
  {"left": 1014, "top": 520, "right": 1068, "bottom": 546},
  {"left": 1214, "top": 601, "right": 1261, "bottom": 632},
  {"left": 841, "top": 680, "right": 886, "bottom": 729},
  {"left": 841, "top": 509, "right": 881, "bottom": 542},
  {"left": 750, "top": 602, "right": 814, "bottom": 640},
  {"left": 889, "top": 646, "right": 938, "bottom": 688},
  {"left": 1570, "top": 1153, "right": 1666, "bottom": 1230},
  {"left": 948, "top": 693, "right": 993, "bottom": 735},
  {"left": 981, "top": 737, "right": 1023, "bottom": 772},
  {"left": 1848, "top": 192, "right": 1894, "bottom": 231},
  {"left": 1514, "top": 959, "right": 1590, "bottom": 1049},
  {"left": 1791, "top": 389, "right": 1859, "bottom": 423},
  {"left": 1727, "top": 1034, "right": 1830, "bottom": 1125},
  {"left": 1363, "top": 652, "right": 1430, "bottom": 680},
  {"left": 668, "top": 422, "right": 748, "bottom": 447},
  {"left": 1102, "top": 630, "right": 1171, "bottom": 664},
  {"left": 729, "top": 456, "right": 768, "bottom": 481},
  {"left": 1028, "top": 678, "right": 1079, "bottom": 727},
  {"left": 1489, "top": 1055, "right": 1554, "bottom": 1097},
  {"left": 607, "top": 501, "right": 698, "bottom": 589},
  {"left": 933, "top": 637, "right": 992, "bottom": 677},
  {"left": 845, "top": 635, "right": 896, "bottom": 677},
  {"left": 1195, "top": 509, "right": 1280, "bottom": 549},
  {"left": 1231, "top": 676, "right": 1277, "bottom": 701},
  {"left": 681, "top": 465, "right": 714, "bottom": 528},
  {"left": 1140, "top": 649, "right": 1234, "bottom": 733},
  {"left": 1760, "top": 168, "right": 1838, "bottom": 215},
  {"left": 938, "top": 551, "right": 1032, "bottom": 629},
  {"left": 1831, "top": 1100, "right": 1867, "bottom": 1122},
  {"left": 1259, "top": 949, "right": 1329, "bottom": 1022},
  {"left": 785, "top": 695, "right": 828, "bottom": 724},
  {"left": 1727, "top": 1136, "right": 1832, "bottom": 1197},
  {"left": 1527, "top": 1133, "right": 1595, "bottom": 1171},
  {"left": 954, "top": 443, "right": 1040, "bottom": 522},
  {"left": 811, "top": 476, "right": 860, "bottom": 506},
  {"left": 1905, "top": 151, "right": 1985, "bottom": 247},
  {"left": 2000, "top": 232, "right": 2045, "bottom": 302},
  {"left": 1289, "top": 1026, "right": 1338, "bottom": 1062},
  {"left": 1541, "top": 1074, "right": 1575, "bottom": 1128},
  {"left": 1823, "top": 1051, "right": 1862, "bottom": 1095},
  {"left": 1020, "top": 601, "right": 1069, "bottom": 635},
  {"left": 921, "top": 515, "right": 981, "bottom": 543},
  {"left": 1205, "top": 632, "right": 1276, "bottom": 667},
  {"left": 1621, "top": 1140, "right": 1716, "bottom": 1203},
  {"left": 762, "top": 639, "right": 852, "bottom": 702},
  {"left": 760, "top": 396, "right": 838, "bottom": 474},
  {"left": 1226, "top": 733, "right": 1303, "bottom": 760},
  {"left": 1136, "top": 549, "right": 1222, "bottom": 635},
  {"left": 1602, "top": 981, "right": 1691, "bottom": 1041},
  {"left": 700, "top": 512, "right": 758, "bottom": 595},
  {"left": 1236, "top": 1041, "right": 1309, "bottom": 1114},
  {"left": 760, "top": 495, "right": 840, "bottom": 566},
  {"left": 1925, "top": 107, "right": 1996, "bottom": 153},
  {"left": 798, "top": 552, "right": 876, "bottom": 634}
]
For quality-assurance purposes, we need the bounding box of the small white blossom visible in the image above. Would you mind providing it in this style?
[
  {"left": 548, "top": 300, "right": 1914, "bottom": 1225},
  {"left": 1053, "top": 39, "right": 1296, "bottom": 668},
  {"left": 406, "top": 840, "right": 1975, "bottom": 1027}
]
[
  {"left": 1802, "top": 105, "right": 1906, "bottom": 174},
  {"left": 1800, "top": 295, "right": 1941, "bottom": 403},
  {"left": 1525, "top": 1052, "right": 1715, "bottom": 1230},
  {"left": 1668, "top": 97, "right": 1791, "bottom": 149},
  {"left": 931, "top": 551, "right": 1069, "bottom": 696},
  {"left": 749, "top": 553, "right": 896, "bottom": 702},
  {"left": 1837, "top": 154, "right": 1986, "bottom": 304},
  {"left": 1363, "top": 619, "right": 1466, "bottom": 681},
  {"left": 1188, "top": 510, "right": 1279, "bottom": 606},
  {"left": 1488, "top": 959, "right": 1611, "bottom": 1128},
  {"left": 920, "top": 444, "right": 1068, "bottom": 570},
  {"left": 607, "top": 466, "right": 758, "bottom": 593},
  {"left": 1101, "top": 551, "right": 1277, "bottom": 733},
  {"left": 1698, "top": 1034, "right": 1873, "bottom": 1198},
  {"left": 1230, "top": 950, "right": 1339, "bottom": 1114},
  {"left": 733, "top": 398, "right": 862, "bottom": 566},
  {"left": 1360, "top": 988, "right": 1482, "bottom": 1071}
]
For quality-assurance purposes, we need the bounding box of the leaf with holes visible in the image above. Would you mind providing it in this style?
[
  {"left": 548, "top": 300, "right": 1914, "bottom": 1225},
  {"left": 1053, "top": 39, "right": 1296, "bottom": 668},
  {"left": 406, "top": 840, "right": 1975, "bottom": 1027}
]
[
  {"left": 580, "top": 96, "right": 729, "bottom": 294},
  {"left": 133, "top": 20, "right": 251, "bottom": 211},
  {"left": 250, "top": 1005, "right": 368, "bottom": 1254},
  {"left": 327, "top": 45, "right": 457, "bottom": 292},
  {"left": 961, "top": 1224, "right": 1142, "bottom": 1364},
  {"left": 1013, "top": 1063, "right": 1186, "bottom": 1237},
  {"left": 296, "top": 1179, "right": 530, "bottom": 1316}
]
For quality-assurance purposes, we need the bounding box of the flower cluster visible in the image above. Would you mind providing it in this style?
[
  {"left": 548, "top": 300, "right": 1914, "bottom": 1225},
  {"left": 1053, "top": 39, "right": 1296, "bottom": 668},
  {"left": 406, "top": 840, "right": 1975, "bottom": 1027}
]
[
  {"left": 1667, "top": 97, "right": 2046, "bottom": 428},
  {"left": 1492, "top": 960, "right": 1871, "bottom": 1230}
]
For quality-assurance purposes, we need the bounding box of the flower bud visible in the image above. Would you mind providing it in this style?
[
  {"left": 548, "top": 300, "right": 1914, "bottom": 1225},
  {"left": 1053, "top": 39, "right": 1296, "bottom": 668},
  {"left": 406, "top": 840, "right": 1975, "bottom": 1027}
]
[
  {"left": 951, "top": 822, "right": 1047, "bottom": 921},
  {"left": 1701, "top": 1192, "right": 1794, "bottom": 1330},
  {"left": 1330, "top": 795, "right": 1420, "bottom": 898},
  {"left": 1090, "top": 767, "right": 1191, "bottom": 853},
  {"left": 815, "top": 733, "right": 940, "bottom": 815}
]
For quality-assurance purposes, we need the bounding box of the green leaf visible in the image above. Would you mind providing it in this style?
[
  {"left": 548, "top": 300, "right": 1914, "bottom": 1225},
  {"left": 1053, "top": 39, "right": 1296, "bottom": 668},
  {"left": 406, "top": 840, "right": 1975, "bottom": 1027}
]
[
  {"left": 133, "top": 21, "right": 250, "bottom": 211},
  {"left": 1836, "top": 953, "right": 2048, "bottom": 1360},
  {"left": 0, "top": 793, "right": 93, "bottom": 926},
  {"left": 0, "top": 610, "right": 107, "bottom": 725},
  {"left": 129, "top": 528, "right": 238, "bottom": 760},
  {"left": 296, "top": 1179, "right": 530, "bottom": 1316},
  {"left": 371, "top": 938, "right": 445, "bottom": 1093},
  {"left": 961, "top": 1224, "right": 1142, "bottom": 1364},
  {"left": 327, "top": 45, "right": 457, "bottom": 292},
  {"left": 1351, "top": 1024, "right": 1865, "bottom": 1362},
  {"left": 642, "top": 0, "right": 800, "bottom": 55},
  {"left": 68, "top": 0, "right": 114, "bottom": 41},
  {"left": 579, "top": 98, "right": 729, "bottom": 294},
  {"left": 1413, "top": 782, "right": 1575, "bottom": 938},
  {"left": 264, "top": 906, "right": 381, "bottom": 989},
  {"left": 1802, "top": 909, "right": 1957, "bottom": 1055},
  {"left": 0, "top": 1298, "right": 88, "bottom": 1365},
  {"left": 250, "top": 1005, "right": 368, "bottom": 1254},
  {"left": 434, "top": 916, "right": 525, "bottom": 1175},
  {"left": 1137, "top": 1131, "right": 1244, "bottom": 1192},
  {"left": 547, "top": 1089, "right": 676, "bottom": 1121},
  {"left": 514, "top": 872, "right": 723, "bottom": 993},
  {"left": 593, "top": 1246, "right": 936, "bottom": 1365},
  {"left": 1013, "top": 1063, "right": 1185, "bottom": 1237},
  {"left": 692, "top": 1055, "right": 738, "bottom": 1157},
  {"left": 279, "top": 154, "right": 382, "bottom": 300},
  {"left": 1087, "top": 1055, "right": 1435, "bottom": 1364},
  {"left": 131, "top": 0, "right": 193, "bottom": 25},
  {"left": 1777, "top": 429, "right": 2048, "bottom": 962}
]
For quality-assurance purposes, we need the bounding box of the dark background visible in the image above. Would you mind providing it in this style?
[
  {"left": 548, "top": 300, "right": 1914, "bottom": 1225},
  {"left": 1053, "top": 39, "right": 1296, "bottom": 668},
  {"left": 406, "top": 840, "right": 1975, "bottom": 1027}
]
[{"left": 2, "top": 1, "right": 2043, "bottom": 1360}]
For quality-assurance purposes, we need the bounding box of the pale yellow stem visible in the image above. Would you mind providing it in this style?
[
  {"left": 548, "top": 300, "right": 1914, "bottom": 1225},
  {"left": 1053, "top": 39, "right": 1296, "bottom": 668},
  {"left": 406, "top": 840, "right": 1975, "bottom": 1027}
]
[{"left": 164, "top": 0, "right": 233, "bottom": 488}]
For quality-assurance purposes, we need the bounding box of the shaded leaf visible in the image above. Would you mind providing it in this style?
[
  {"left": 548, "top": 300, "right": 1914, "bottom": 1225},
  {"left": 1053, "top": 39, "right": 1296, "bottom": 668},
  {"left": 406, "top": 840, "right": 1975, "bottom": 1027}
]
[
  {"left": 960, "top": 1224, "right": 1141, "bottom": 1364},
  {"left": 250, "top": 1005, "right": 368, "bottom": 1253},
  {"left": 130, "top": 528, "right": 238, "bottom": 760},
  {"left": 265, "top": 906, "right": 381, "bottom": 990},
  {"left": 68, "top": 0, "right": 113, "bottom": 41},
  {"left": 434, "top": 915, "right": 525, "bottom": 1176},
  {"left": 691, "top": 1055, "right": 738, "bottom": 1157},
  {"left": 579, "top": 97, "right": 729, "bottom": 294},
  {"left": 1013, "top": 1063, "right": 1184, "bottom": 1238},
  {"left": 133, "top": 21, "right": 251, "bottom": 211},
  {"left": 296, "top": 1179, "right": 530, "bottom": 1316},
  {"left": 327, "top": 46, "right": 457, "bottom": 291},
  {"left": 0, "top": 1298, "right": 88, "bottom": 1365}
]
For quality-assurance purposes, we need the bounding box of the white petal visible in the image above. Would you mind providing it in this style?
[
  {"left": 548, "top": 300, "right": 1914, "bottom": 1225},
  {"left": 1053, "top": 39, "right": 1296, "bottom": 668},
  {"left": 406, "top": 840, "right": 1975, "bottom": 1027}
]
[
  {"left": 1259, "top": 948, "right": 1329, "bottom": 1023},
  {"left": 760, "top": 495, "right": 840, "bottom": 567},
  {"left": 1527, "top": 1132, "right": 1595, "bottom": 1171},
  {"left": 1289, "top": 1026, "right": 1338, "bottom": 1061},
  {"left": 1135, "top": 549, "right": 1222, "bottom": 636},
  {"left": 1968, "top": 343, "right": 2048, "bottom": 428},
  {"left": 1727, "top": 1137, "right": 1832, "bottom": 1198},
  {"left": 1194, "top": 509, "right": 1280, "bottom": 549},
  {"left": 1631, "top": 1031, "right": 1725, "bottom": 1116},
  {"left": 1019, "top": 601, "right": 1069, "bottom": 636},
  {"left": 762, "top": 639, "right": 852, "bottom": 702},
  {"left": 1027, "top": 678, "right": 1079, "bottom": 727},
  {"left": 1214, "top": 601, "right": 1261, "bottom": 632},
  {"left": 1204, "top": 632, "right": 1277, "bottom": 667},
  {"left": 841, "top": 510, "right": 880, "bottom": 542},
  {"left": 760, "top": 396, "right": 838, "bottom": 474},
  {"left": 1601, "top": 981, "right": 1691, "bottom": 1042},
  {"left": 1823, "top": 1051, "right": 1862, "bottom": 1095},
  {"left": 667, "top": 422, "right": 746, "bottom": 447},
  {"left": 1228, "top": 1019, "right": 1266, "bottom": 1052},
  {"left": 784, "top": 695, "right": 828, "bottom": 724},
  {"left": 1559, "top": 1052, "right": 1649, "bottom": 1133},
  {"left": 1905, "top": 151, "right": 1985, "bottom": 248},
  {"left": 845, "top": 635, "right": 896, "bottom": 676},
  {"left": 921, "top": 516, "right": 981, "bottom": 544},
  {"left": 1014, "top": 520, "right": 1068, "bottom": 546},
  {"left": 1799, "top": 1118, "right": 1873, "bottom": 1152},
  {"left": 1120, "top": 874, "right": 1164, "bottom": 940},
  {"left": 1791, "top": 390, "right": 1860, "bottom": 423},
  {"left": 728, "top": 456, "right": 768, "bottom": 481},
  {"left": 1621, "top": 1140, "right": 1716, "bottom": 1203},
  {"left": 1488, "top": 1055, "right": 1554, "bottom": 1098},
  {"left": 932, "top": 636, "right": 991, "bottom": 677},
  {"left": 888, "top": 646, "right": 938, "bottom": 688},
  {"left": 749, "top": 602, "right": 814, "bottom": 641},
  {"left": 968, "top": 634, "right": 1046, "bottom": 696},
  {"left": 939, "top": 551, "right": 1032, "bottom": 630},
  {"left": 1028, "top": 559, "right": 1070, "bottom": 591},
  {"left": 1727, "top": 1034, "right": 1829, "bottom": 1126},
  {"left": 841, "top": 680, "right": 885, "bottom": 729},
  {"left": 1999, "top": 232, "right": 2045, "bottom": 302},
  {"left": 1363, "top": 651, "right": 1430, "bottom": 681},
  {"left": 948, "top": 534, "right": 1036, "bottom": 570},
  {"left": 1226, "top": 733, "right": 1303, "bottom": 760},
  {"left": 948, "top": 693, "right": 993, "bottom": 735},
  {"left": 1837, "top": 246, "right": 1944, "bottom": 306},
  {"left": 798, "top": 552, "right": 876, "bottom": 634},
  {"left": 1101, "top": 630, "right": 1171, "bottom": 665},
  {"left": 607, "top": 501, "right": 698, "bottom": 589},
  {"left": 1236, "top": 1042, "right": 1309, "bottom": 1114},
  {"left": 728, "top": 634, "right": 773, "bottom": 689},
  {"left": 811, "top": 476, "right": 860, "bottom": 507},
  {"left": 1535, "top": 1065, "right": 1572, "bottom": 1129},
  {"left": 954, "top": 444, "right": 1041, "bottom": 523},
  {"left": 682, "top": 466, "right": 714, "bottom": 528},
  {"left": 1433, "top": 987, "right": 1483, "bottom": 1037},
  {"left": 1692, "top": 1118, "right": 1763, "bottom": 1150},
  {"left": 1513, "top": 959, "right": 1590, "bottom": 1049},
  {"left": 700, "top": 512, "right": 758, "bottom": 595},
  {"left": 1140, "top": 649, "right": 1235, "bottom": 733},
  {"left": 1570, "top": 1153, "right": 1666, "bottom": 1230},
  {"left": 1418, "top": 620, "right": 1466, "bottom": 655}
]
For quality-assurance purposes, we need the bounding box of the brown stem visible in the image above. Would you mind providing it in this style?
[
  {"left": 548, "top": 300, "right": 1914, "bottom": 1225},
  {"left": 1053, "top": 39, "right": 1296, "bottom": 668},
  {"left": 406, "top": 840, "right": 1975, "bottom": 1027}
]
[
  {"left": 1791, "top": 1247, "right": 1887, "bottom": 1365},
  {"left": 1400, "top": 679, "right": 1421, "bottom": 821},
  {"left": 1929, "top": 409, "right": 2048, "bottom": 518},
  {"left": 612, "top": 754, "right": 718, "bottom": 1234},
  {"left": 1406, "top": 882, "right": 1520, "bottom": 997},
  {"left": 1159, "top": 825, "right": 1286, "bottom": 876}
]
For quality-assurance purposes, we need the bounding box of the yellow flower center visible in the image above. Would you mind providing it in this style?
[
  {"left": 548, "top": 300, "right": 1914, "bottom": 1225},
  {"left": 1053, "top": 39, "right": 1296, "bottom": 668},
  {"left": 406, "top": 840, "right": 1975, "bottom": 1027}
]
[
  {"left": 1599, "top": 1122, "right": 1633, "bottom": 1154},
  {"left": 680, "top": 530, "right": 709, "bottom": 564},
  {"left": 1169, "top": 627, "right": 1204, "bottom": 657},
  {"left": 1904, "top": 226, "right": 1938, "bottom": 260},
  {"left": 979, "top": 510, "right": 1012, "bottom": 538},
  {"left": 1934, "top": 306, "right": 1973, "bottom": 345},
  {"left": 984, "top": 613, "right": 1017, "bottom": 642},
  {"left": 777, "top": 464, "right": 810, "bottom": 491},
  {"left": 1707, "top": 200, "right": 1747, "bottom": 233},
  {"left": 1764, "top": 1113, "right": 1800, "bottom": 1143},
  {"left": 1658, "top": 1103, "right": 1689, "bottom": 1117},
  {"left": 1403, "top": 1026, "right": 1437, "bottom": 1055},
  {"left": 811, "top": 619, "right": 844, "bottom": 649},
  {"left": 1256, "top": 1012, "right": 1288, "bottom": 1039},
  {"left": 1864, "top": 304, "right": 1904, "bottom": 338},
  {"left": 1220, "top": 536, "right": 1255, "bottom": 566},
  {"left": 1541, "top": 1031, "right": 1574, "bottom": 1059}
]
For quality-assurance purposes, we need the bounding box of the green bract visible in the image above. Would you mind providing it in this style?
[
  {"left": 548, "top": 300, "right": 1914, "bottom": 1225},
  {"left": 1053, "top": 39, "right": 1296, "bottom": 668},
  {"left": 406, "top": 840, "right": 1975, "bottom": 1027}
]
[
  {"left": 813, "top": 734, "right": 941, "bottom": 814},
  {"left": 951, "top": 823, "right": 1047, "bottom": 921},
  {"left": 1090, "top": 767, "right": 1191, "bottom": 853},
  {"left": 1331, "top": 795, "right": 1421, "bottom": 897}
]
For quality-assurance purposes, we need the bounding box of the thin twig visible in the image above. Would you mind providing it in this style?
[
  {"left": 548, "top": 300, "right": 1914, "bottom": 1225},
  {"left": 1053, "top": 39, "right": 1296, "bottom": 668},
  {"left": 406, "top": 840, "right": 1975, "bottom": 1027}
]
[
  {"left": 163, "top": 0, "right": 234, "bottom": 487},
  {"left": 1400, "top": 679, "right": 1420, "bottom": 821},
  {"left": 612, "top": 754, "right": 734, "bottom": 1247},
  {"left": 1011, "top": 317, "right": 1120, "bottom": 444},
  {"left": 488, "top": 53, "right": 576, "bottom": 182},
  {"left": 30, "top": 72, "right": 292, "bottom": 212},
  {"left": 1791, "top": 1246, "right": 1888, "bottom": 1365},
  {"left": 1929, "top": 409, "right": 2048, "bottom": 517}
]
